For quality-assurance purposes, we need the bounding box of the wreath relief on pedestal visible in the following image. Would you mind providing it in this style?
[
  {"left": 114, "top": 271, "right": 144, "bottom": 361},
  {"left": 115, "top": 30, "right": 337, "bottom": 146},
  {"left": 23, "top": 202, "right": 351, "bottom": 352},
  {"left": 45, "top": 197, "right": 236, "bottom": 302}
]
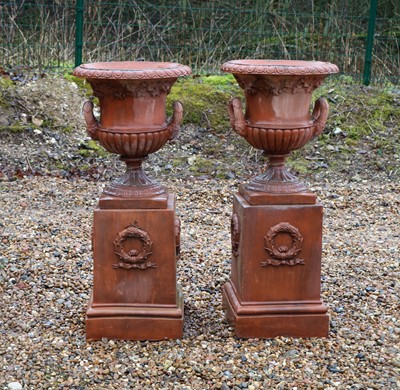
[
  {"left": 231, "top": 213, "right": 240, "bottom": 259},
  {"left": 261, "top": 222, "right": 304, "bottom": 267},
  {"left": 113, "top": 221, "right": 156, "bottom": 270},
  {"left": 175, "top": 217, "right": 181, "bottom": 259}
]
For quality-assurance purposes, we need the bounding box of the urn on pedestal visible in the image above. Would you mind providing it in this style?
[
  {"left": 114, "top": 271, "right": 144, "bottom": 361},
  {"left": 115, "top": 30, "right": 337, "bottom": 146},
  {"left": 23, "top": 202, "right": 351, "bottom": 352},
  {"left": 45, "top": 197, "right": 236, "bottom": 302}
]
[
  {"left": 221, "top": 59, "right": 339, "bottom": 338},
  {"left": 73, "top": 61, "right": 191, "bottom": 340}
]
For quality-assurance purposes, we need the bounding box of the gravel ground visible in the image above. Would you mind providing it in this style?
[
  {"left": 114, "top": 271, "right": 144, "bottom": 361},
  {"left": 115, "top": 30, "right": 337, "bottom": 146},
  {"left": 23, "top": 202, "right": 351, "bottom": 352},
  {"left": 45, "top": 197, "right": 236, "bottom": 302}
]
[
  {"left": 0, "top": 171, "right": 399, "bottom": 389},
  {"left": 0, "top": 76, "right": 399, "bottom": 388}
]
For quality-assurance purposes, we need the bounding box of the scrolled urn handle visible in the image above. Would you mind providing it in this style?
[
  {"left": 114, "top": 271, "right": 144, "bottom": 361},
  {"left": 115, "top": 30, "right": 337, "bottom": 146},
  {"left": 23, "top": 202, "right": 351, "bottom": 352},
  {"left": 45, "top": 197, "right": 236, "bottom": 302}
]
[
  {"left": 167, "top": 101, "right": 183, "bottom": 141},
  {"left": 311, "top": 97, "right": 329, "bottom": 138},
  {"left": 228, "top": 97, "right": 247, "bottom": 136},
  {"left": 82, "top": 101, "right": 99, "bottom": 140}
]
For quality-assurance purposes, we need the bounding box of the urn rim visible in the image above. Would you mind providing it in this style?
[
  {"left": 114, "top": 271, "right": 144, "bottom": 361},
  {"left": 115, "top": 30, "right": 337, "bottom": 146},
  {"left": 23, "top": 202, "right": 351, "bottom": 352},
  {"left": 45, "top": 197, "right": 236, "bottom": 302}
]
[
  {"left": 73, "top": 61, "right": 192, "bottom": 80},
  {"left": 221, "top": 59, "right": 339, "bottom": 76}
]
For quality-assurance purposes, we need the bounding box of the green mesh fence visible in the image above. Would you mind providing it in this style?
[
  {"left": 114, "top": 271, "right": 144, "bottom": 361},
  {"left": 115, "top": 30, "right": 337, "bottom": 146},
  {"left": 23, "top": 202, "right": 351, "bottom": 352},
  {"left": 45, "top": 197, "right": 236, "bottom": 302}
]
[
  {"left": 0, "top": 0, "right": 399, "bottom": 84},
  {"left": 0, "top": 1, "right": 76, "bottom": 71}
]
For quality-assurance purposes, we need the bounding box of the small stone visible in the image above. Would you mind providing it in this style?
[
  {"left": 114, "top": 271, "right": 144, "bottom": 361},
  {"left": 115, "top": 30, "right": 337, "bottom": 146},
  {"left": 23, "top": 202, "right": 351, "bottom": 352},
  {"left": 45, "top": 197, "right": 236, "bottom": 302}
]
[
  {"left": 8, "top": 383, "right": 23, "bottom": 390},
  {"left": 285, "top": 349, "right": 299, "bottom": 358},
  {"left": 327, "top": 364, "right": 342, "bottom": 373},
  {"left": 333, "top": 127, "right": 343, "bottom": 135}
]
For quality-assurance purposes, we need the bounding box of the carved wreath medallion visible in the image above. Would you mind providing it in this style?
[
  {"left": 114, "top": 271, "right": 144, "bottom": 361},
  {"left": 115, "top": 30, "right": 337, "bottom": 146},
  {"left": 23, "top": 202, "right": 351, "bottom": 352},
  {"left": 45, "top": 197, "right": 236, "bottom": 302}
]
[
  {"left": 175, "top": 217, "right": 181, "bottom": 259},
  {"left": 113, "top": 221, "right": 155, "bottom": 270},
  {"left": 261, "top": 222, "right": 304, "bottom": 267},
  {"left": 231, "top": 213, "right": 240, "bottom": 259}
]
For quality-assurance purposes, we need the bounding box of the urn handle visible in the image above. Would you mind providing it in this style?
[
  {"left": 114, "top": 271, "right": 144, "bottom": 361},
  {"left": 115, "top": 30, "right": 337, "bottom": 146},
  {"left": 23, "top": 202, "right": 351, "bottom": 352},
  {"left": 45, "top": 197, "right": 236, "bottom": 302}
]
[
  {"left": 167, "top": 101, "right": 183, "bottom": 140},
  {"left": 311, "top": 97, "right": 329, "bottom": 138},
  {"left": 82, "top": 101, "right": 100, "bottom": 140},
  {"left": 228, "top": 98, "right": 247, "bottom": 136}
]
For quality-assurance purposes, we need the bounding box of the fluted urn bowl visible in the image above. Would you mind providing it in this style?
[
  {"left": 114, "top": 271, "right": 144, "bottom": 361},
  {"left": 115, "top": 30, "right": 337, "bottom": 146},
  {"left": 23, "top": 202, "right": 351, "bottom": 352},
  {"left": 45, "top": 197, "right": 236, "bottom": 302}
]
[
  {"left": 73, "top": 61, "right": 191, "bottom": 198},
  {"left": 221, "top": 59, "right": 339, "bottom": 194}
]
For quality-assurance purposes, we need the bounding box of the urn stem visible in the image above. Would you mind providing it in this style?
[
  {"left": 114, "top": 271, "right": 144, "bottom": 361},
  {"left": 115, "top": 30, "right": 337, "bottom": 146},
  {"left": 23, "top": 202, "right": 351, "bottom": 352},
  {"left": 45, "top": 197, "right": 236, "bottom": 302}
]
[
  {"left": 247, "top": 153, "right": 307, "bottom": 194},
  {"left": 103, "top": 156, "right": 166, "bottom": 198}
]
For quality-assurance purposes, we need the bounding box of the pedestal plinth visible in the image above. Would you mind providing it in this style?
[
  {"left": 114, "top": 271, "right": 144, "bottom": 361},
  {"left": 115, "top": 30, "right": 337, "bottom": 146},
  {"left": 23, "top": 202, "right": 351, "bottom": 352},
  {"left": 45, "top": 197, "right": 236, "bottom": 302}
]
[
  {"left": 222, "top": 193, "right": 328, "bottom": 338},
  {"left": 86, "top": 195, "right": 183, "bottom": 340}
]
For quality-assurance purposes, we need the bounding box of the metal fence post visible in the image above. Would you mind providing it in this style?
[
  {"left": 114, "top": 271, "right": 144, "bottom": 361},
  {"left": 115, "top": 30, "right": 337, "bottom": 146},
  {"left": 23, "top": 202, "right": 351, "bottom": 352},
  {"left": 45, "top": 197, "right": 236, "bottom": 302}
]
[
  {"left": 75, "top": 0, "right": 84, "bottom": 67},
  {"left": 363, "top": 0, "right": 378, "bottom": 85}
]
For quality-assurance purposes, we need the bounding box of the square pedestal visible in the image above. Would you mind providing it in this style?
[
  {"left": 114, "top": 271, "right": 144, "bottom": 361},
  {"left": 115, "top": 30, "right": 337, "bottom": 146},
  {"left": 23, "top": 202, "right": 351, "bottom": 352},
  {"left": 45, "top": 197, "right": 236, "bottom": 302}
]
[
  {"left": 86, "top": 193, "right": 183, "bottom": 340},
  {"left": 222, "top": 193, "right": 329, "bottom": 338}
]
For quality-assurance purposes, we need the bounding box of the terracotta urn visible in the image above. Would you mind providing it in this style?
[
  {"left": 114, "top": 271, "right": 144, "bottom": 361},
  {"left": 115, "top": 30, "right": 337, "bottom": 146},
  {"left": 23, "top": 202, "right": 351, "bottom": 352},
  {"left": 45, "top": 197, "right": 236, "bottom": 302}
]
[
  {"left": 221, "top": 60, "right": 339, "bottom": 195},
  {"left": 73, "top": 61, "right": 191, "bottom": 198}
]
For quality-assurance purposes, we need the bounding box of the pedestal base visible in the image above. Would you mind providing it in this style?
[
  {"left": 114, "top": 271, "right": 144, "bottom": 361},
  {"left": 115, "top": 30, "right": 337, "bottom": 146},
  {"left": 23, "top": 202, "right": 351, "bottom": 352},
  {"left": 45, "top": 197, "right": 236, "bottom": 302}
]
[
  {"left": 224, "top": 193, "right": 329, "bottom": 338},
  {"left": 222, "top": 281, "right": 328, "bottom": 338},
  {"left": 86, "top": 287, "right": 183, "bottom": 341},
  {"left": 87, "top": 193, "right": 182, "bottom": 340}
]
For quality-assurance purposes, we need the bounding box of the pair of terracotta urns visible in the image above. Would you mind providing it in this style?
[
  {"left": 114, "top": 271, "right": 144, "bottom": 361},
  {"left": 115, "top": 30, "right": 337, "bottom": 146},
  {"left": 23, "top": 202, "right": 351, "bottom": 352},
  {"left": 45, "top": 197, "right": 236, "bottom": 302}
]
[{"left": 73, "top": 60, "right": 339, "bottom": 340}]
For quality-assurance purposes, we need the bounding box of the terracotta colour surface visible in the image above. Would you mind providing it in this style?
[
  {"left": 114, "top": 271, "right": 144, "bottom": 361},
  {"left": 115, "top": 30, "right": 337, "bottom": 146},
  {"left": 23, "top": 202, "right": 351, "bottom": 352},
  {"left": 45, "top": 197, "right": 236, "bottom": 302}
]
[
  {"left": 73, "top": 62, "right": 191, "bottom": 198},
  {"left": 222, "top": 59, "right": 338, "bottom": 338},
  {"left": 74, "top": 61, "right": 192, "bottom": 79},
  {"left": 222, "top": 59, "right": 338, "bottom": 195},
  {"left": 221, "top": 59, "right": 339, "bottom": 75},
  {"left": 73, "top": 61, "right": 191, "bottom": 340}
]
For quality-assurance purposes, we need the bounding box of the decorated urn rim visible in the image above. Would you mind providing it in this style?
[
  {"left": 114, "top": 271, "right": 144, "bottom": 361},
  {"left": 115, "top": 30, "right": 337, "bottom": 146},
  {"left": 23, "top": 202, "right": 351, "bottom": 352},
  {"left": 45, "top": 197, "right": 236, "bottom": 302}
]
[
  {"left": 73, "top": 61, "right": 192, "bottom": 80},
  {"left": 221, "top": 59, "right": 339, "bottom": 75}
]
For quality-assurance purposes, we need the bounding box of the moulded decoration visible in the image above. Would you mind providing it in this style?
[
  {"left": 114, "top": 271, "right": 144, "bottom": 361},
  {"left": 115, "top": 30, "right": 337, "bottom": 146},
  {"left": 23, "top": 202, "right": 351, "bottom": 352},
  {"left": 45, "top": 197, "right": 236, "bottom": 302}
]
[
  {"left": 221, "top": 60, "right": 339, "bottom": 76},
  {"left": 261, "top": 222, "right": 304, "bottom": 266},
  {"left": 231, "top": 213, "right": 240, "bottom": 259},
  {"left": 113, "top": 221, "right": 155, "bottom": 270},
  {"left": 175, "top": 217, "right": 181, "bottom": 258},
  {"left": 73, "top": 61, "right": 192, "bottom": 80}
]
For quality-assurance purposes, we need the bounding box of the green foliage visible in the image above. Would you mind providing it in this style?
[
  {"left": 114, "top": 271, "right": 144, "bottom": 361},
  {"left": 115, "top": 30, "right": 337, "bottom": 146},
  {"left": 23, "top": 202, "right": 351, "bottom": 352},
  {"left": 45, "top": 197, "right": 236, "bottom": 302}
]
[
  {"left": 64, "top": 74, "right": 93, "bottom": 97},
  {"left": 167, "top": 76, "right": 241, "bottom": 131},
  {"left": 78, "top": 140, "right": 108, "bottom": 158},
  {"left": 320, "top": 80, "right": 399, "bottom": 142},
  {"left": 188, "top": 156, "right": 216, "bottom": 175},
  {"left": 0, "top": 76, "right": 15, "bottom": 108},
  {"left": 0, "top": 124, "right": 30, "bottom": 133},
  {"left": 0, "top": 77, "right": 14, "bottom": 90}
]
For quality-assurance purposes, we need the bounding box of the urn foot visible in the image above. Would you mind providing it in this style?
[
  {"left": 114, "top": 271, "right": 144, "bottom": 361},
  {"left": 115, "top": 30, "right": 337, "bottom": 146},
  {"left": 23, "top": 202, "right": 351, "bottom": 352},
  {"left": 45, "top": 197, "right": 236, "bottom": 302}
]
[
  {"left": 246, "top": 154, "right": 307, "bottom": 194},
  {"left": 103, "top": 157, "right": 166, "bottom": 198}
]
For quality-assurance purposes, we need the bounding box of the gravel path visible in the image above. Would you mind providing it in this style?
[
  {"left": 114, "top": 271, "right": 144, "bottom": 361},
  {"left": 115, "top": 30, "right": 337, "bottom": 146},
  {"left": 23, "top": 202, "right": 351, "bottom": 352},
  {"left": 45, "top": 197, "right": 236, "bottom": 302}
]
[{"left": 1, "top": 172, "right": 399, "bottom": 389}]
